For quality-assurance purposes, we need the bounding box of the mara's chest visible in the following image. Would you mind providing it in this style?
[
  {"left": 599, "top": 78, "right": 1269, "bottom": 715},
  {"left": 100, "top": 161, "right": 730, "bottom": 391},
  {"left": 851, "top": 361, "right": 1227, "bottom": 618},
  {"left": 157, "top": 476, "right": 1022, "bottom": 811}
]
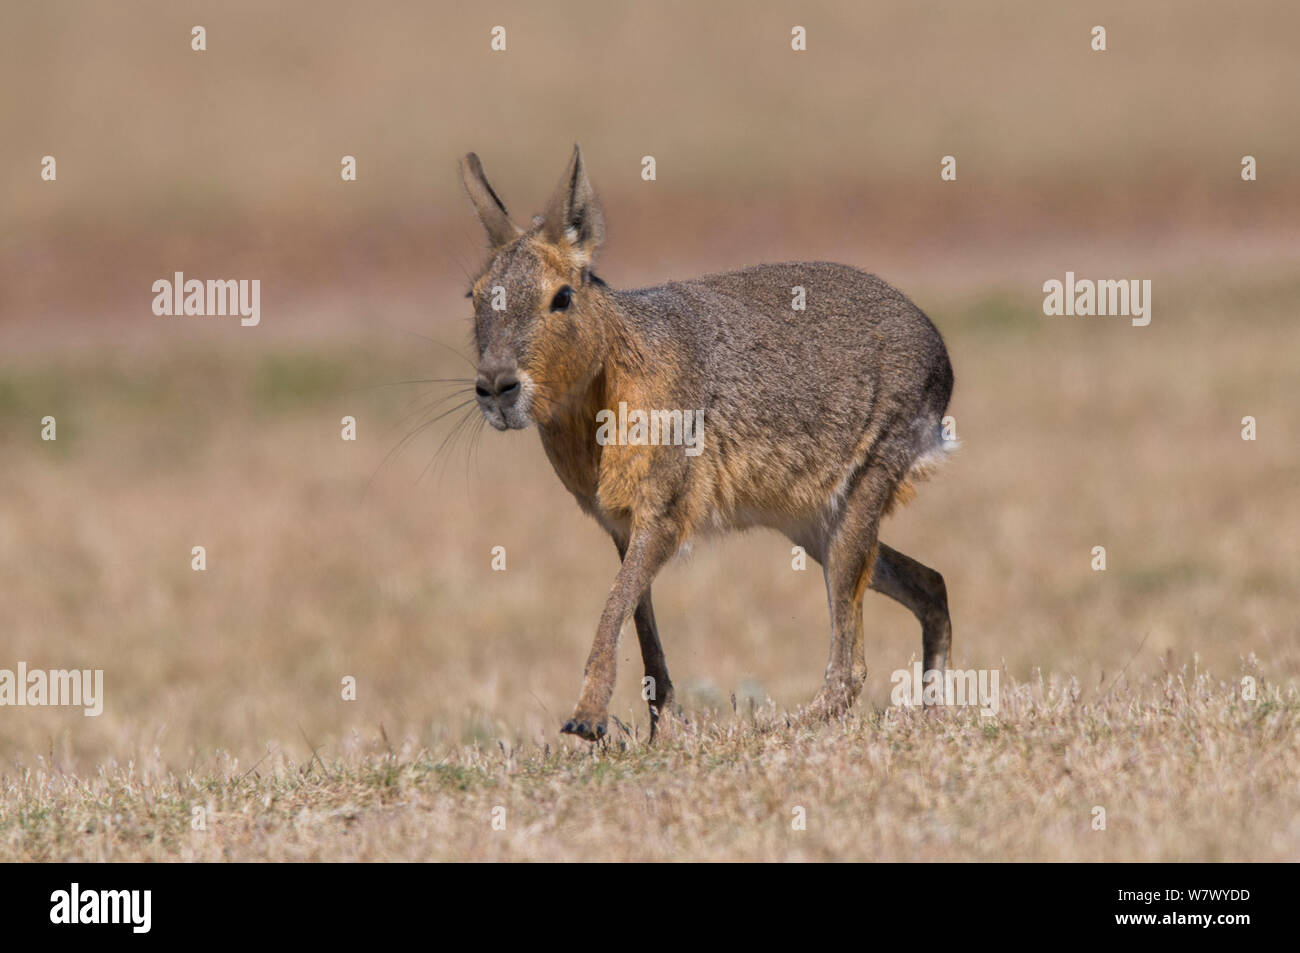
[
  {"left": 538, "top": 421, "right": 661, "bottom": 524},
  {"left": 538, "top": 421, "right": 601, "bottom": 510}
]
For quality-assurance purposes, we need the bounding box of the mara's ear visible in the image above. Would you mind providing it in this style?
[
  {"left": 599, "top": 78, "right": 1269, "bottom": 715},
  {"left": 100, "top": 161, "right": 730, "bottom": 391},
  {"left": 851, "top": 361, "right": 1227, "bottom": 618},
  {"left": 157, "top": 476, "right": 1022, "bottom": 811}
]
[
  {"left": 541, "top": 144, "right": 605, "bottom": 264},
  {"left": 460, "top": 152, "right": 522, "bottom": 248}
]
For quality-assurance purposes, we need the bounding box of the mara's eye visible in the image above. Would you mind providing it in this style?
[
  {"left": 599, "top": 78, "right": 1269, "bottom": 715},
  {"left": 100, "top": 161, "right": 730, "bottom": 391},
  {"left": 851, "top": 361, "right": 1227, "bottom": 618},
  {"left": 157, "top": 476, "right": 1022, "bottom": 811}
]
[{"left": 550, "top": 285, "right": 574, "bottom": 312}]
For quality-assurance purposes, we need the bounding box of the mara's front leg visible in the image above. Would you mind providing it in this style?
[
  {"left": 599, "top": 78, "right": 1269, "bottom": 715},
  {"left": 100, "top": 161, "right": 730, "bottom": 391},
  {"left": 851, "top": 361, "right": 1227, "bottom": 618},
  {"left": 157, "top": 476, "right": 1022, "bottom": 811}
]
[{"left": 562, "top": 521, "right": 678, "bottom": 742}]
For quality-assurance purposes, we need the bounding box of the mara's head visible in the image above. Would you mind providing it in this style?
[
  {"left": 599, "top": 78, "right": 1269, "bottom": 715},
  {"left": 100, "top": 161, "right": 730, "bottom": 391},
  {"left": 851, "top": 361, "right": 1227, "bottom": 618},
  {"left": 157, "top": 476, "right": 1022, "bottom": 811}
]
[{"left": 461, "top": 145, "right": 609, "bottom": 431}]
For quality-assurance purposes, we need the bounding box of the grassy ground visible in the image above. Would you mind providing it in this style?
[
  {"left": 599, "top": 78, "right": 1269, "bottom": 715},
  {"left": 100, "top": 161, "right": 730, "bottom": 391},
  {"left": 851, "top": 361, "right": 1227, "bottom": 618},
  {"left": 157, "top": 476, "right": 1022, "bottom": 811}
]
[
  {"left": 1, "top": 264, "right": 1297, "bottom": 861},
  {"left": 5, "top": 675, "right": 1297, "bottom": 862}
]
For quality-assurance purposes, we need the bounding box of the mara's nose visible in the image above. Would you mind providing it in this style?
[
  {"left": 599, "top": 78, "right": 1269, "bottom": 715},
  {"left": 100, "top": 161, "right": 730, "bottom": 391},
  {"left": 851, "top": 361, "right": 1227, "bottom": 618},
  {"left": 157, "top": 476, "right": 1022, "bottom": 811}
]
[{"left": 475, "top": 368, "right": 521, "bottom": 407}]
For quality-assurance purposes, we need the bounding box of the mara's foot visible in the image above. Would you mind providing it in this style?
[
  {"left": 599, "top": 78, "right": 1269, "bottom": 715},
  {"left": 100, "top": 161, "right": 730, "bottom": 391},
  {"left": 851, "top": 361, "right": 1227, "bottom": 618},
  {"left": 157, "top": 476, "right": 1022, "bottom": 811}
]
[{"left": 561, "top": 706, "right": 607, "bottom": 742}]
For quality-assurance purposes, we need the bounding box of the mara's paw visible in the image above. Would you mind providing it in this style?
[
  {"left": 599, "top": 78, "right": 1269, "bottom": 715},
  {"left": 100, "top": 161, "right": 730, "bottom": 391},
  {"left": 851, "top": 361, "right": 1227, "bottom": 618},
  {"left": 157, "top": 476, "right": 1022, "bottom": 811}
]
[
  {"left": 647, "top": 702, "right": 676, "bottom": 743},
  {"left": 646, "top": 682, "right": 675, "bottom": 741},
  {"left": 807, "top": 678, "right": 864, "bottom": 721},
  {"left": 561, "top": 710, "right": 607, "bottom": 742}
]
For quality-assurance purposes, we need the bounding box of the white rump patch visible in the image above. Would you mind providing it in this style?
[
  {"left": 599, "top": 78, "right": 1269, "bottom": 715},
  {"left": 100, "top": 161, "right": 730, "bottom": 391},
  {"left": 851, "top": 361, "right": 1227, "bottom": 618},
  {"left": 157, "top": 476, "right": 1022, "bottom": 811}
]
[{"left": 907, "top": 423, "right": 960, "bottom": 481}]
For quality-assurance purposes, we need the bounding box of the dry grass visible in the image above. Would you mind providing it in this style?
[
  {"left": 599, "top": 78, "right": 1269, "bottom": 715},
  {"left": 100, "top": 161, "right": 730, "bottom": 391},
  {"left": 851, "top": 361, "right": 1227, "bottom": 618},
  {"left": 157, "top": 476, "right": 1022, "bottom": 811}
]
[
  {"left": 4, "top": 674, "right": 1297, "bottom": 862},
  {"left": 1, "top": 264, "right": 1297, "bottom": 861}
]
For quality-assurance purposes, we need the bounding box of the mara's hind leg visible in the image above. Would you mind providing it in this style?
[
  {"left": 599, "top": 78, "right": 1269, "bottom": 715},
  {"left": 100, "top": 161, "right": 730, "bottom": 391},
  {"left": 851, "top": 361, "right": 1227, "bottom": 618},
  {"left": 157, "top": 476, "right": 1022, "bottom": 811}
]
[
  {"left": 869, "top": 542, "right": 951, "bottom": 704},
  {"left": 612, "top": 534, "right": 674, "bottom": 739},
  {"left": 632, "top": 593, "right": 673, "bottom": 739},
  {"left": 811, "top": 469, "right": 895, "bottom": 717}
]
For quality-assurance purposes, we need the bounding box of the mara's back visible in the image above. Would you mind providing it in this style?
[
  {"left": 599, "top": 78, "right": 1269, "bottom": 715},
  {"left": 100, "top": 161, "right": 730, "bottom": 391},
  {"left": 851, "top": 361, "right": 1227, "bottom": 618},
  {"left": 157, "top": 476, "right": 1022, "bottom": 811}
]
[{"left": 614, "top": 261, "right": 954, "bottom": 519}]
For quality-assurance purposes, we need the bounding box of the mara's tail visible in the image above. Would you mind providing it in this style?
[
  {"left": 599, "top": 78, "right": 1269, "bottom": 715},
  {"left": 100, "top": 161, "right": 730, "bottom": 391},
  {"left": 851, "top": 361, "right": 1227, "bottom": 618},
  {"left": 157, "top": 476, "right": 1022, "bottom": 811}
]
[{"left": 889, "top": 418, "right": 960, "bottom": 512}]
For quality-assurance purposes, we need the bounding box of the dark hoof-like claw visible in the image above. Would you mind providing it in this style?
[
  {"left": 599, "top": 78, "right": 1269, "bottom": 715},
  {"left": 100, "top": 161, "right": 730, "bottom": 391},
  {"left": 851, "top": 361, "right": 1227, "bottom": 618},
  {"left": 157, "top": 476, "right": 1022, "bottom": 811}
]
[{"left": 560, "top": 717, "right": 605, "bottom": 742}]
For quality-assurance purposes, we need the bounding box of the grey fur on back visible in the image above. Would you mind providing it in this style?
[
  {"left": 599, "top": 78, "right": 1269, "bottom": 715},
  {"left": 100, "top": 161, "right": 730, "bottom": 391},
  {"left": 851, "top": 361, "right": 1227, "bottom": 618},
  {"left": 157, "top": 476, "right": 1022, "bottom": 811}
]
[{"left": 609, "top": 261, "right": 953, "bottom": 531}]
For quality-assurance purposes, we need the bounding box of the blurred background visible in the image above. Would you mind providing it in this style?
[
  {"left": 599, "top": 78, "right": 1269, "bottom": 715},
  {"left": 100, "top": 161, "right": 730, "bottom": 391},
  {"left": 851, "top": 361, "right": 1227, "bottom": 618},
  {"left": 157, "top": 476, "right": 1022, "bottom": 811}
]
[{"left": 1, "top": 1, "right": 1297, "bottom": 770}]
